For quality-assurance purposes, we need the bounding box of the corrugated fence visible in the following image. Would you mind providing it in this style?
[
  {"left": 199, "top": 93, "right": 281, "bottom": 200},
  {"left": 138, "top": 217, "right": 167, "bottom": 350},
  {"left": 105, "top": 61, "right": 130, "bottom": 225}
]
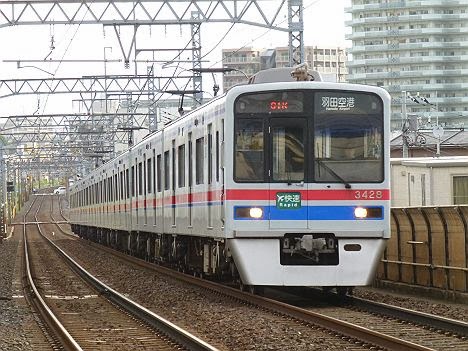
[{"left": 377, "top": 207, "right": 468, "bottom": 293}]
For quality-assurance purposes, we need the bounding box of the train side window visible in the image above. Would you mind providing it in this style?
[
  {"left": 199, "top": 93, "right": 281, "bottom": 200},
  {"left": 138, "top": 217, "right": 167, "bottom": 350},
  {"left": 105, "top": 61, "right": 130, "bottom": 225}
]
[
  {"left": 188, "top": 133, "right": 193, "bottom": 187},
  {"left": 113, "top": 175, "right": 116, "bottom": 201},
  {"left": 143, "top": 156, "right": 147, "bottom": 195},
  {"left": 172, "top": 140, "right": 176, "bottom": 191},
  {"left": 114, "top": 174, "right": 118, "bottom": 201},
  {"left": 112, "top": 176, "right": 115, "bottom": 201},
  {"left": 157, "top": 154, "right": 162, "bottom": 192},
  {"left": 120, "top": 171, "right": 124, "bottom": 200},
  {"left": 152, "top": 150, "right": 156, "bottom": 194},
  {"left": 131, "top": 166, "right": 135, "bottom": 197},
  {"left": 178, "top": 144, "right": 185, "bottom": 188},
  {"left": 208, "top": 124, "right": 213, "bottom": 185},
  {"left": 147, "top": 157, "right": 152, "bottom": 193},
  {"left": 138, "top": 162, "right": 143, "bottom": 195},
  {"left": 104, "top": 180, "right": 107, "bottom": 203},
  {"left": 108, "top": 177, "right": 112, "bottom": 201},
  {"left": 216, "top": 130, "right": 220, "bottom": 182},
  {"left": 109, "top": 176, "right": 112, "bottom": 202},
  {"left": 125, "top": 169, "right": 130, "bottom": 199},
  {"left": 196, "top": 137, "right": 204, "bottom": 185},
  {"left": 164, "top": 150, "right": 170, "bottom": 190}
]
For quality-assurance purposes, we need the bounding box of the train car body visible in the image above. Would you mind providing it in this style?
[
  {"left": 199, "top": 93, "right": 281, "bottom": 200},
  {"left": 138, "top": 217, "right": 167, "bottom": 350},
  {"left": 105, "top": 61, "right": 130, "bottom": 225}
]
[{"left": 69, "top": 68, "right": 391, "bottom": 290}]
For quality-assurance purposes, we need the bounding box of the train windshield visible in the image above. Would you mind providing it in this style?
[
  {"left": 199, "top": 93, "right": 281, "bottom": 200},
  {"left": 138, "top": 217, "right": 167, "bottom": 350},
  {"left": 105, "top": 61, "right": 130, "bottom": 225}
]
[
  {"left": 314, "top": 91, "right": 383, "bottom": 183},
  {"left": 234, "top": 90, "right": 384, "bottom": 183},
  {"left": 234, "top": 119, "right": 265, "bottom": 181}
]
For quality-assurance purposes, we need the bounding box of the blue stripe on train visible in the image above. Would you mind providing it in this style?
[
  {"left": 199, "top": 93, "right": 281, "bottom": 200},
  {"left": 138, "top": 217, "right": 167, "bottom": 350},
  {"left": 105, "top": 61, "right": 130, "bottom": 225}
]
[{"left": 234, "top": 206, "right": 384, "bottom": 220}]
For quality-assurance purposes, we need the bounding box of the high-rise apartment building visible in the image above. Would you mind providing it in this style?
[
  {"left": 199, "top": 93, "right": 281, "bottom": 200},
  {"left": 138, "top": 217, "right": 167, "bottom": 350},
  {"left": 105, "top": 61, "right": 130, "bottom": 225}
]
[
  {"left": 345, "top": 0, "right": 468, "bottom": 129},
  {"left": 222, "top": 46, "right": 347, "bottom": 90}
]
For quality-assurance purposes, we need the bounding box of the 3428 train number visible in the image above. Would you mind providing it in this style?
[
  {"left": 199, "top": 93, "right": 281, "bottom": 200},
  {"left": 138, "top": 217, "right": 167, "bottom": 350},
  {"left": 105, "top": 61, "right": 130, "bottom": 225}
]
[{"left": 354, "top": 190, "right": 383, "bottom": 199}]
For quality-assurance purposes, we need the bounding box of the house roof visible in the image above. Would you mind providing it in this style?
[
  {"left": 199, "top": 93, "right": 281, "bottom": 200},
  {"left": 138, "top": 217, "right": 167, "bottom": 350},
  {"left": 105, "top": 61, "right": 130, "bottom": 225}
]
[
  {"left": 391, "top": 156, "right": 468, "bottom": 167},
  {"left": 391, "top": 128, "right": 468, "bottom": 148}
]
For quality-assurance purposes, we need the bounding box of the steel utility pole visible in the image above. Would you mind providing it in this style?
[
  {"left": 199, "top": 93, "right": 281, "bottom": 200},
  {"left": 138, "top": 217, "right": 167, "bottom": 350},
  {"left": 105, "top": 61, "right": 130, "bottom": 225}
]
[{"left": 402, "top": 91, "right": 409, "bottom": 157}]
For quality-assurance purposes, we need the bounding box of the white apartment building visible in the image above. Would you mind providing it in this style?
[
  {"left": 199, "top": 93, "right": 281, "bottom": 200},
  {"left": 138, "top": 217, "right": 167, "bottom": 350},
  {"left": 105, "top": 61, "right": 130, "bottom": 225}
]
[{"left": 345, "top": 0, "right": 468, "bottom": 130}]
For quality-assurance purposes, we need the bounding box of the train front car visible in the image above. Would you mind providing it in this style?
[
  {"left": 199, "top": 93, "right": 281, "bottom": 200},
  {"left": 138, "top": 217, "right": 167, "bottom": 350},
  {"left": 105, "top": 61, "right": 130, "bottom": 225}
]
[{"left": 223, "top": 82, "right": 391, "bottom": 290}]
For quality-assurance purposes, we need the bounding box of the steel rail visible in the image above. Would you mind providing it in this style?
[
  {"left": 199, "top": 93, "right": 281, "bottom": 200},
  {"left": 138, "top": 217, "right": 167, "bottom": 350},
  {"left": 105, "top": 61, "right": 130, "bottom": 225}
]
[
  {"left": 22, "top": 196, "right": 83, "bottom": 351},
  {"left": 37, "top": 222, "right": 219, "bottom": 351},
  {"left": 349, "top": 295, "right": 468, "bottom": 337}
]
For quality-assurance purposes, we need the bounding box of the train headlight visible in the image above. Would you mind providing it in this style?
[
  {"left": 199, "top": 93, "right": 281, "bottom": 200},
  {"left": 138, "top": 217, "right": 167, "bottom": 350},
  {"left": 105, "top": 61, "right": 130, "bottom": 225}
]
[
  {"left": 354, "top": 206, "right": 383, "bottom": 219},
  {"left": 249, "top": 207, "right": 263, "bottom": 219},
  {"left": 354, "top": 207, "right": 368, "bottom": 219},
  {"left": 235, "top": 206, "right": 265, "bottom": 220}
]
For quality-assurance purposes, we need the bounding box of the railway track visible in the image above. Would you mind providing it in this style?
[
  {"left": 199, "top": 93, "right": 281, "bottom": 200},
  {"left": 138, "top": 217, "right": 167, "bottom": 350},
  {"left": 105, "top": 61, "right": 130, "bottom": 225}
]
[
  {"left": 43, "top": 195, "right": 468, "bottom": 350},
  {"left": 21, "top": 194, "right": 219, "bottom": 351},
  {"left": 269, "top": 286, "right": 468, "bottom": 337},
  {"left": 47, "top": 239, "right": 461, "bottom": 349}
]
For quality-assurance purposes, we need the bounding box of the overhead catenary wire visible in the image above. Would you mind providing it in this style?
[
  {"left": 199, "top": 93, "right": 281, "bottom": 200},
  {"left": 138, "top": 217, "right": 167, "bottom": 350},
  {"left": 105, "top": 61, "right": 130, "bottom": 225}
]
[{"left": 40, "top": 4, "right": 93, "bottom": 115}]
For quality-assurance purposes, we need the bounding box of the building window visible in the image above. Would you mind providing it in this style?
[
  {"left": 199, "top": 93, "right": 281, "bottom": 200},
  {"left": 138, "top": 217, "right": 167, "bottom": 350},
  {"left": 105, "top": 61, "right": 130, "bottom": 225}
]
[{"left": 453, "top": 176, "right": 468, "bottom": 204}]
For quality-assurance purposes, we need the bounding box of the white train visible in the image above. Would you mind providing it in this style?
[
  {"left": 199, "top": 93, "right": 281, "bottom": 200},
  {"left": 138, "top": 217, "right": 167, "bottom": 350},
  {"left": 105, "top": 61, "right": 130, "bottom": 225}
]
[{"left": 69, "top": 66, "right": 391, "bottom": 293}]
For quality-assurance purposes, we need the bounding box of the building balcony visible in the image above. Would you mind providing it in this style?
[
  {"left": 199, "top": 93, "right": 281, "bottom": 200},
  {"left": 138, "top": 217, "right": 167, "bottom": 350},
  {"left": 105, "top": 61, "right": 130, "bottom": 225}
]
[
  {"left": 349, "top": 41, "right": 468, "bottom": 54},
  {"left": 346, "top": 27, "right": 468, "bottom": 40},
  {"left": 347, "top": 55, "right": 468, "bottom": 68},
  {"left": 347, "top": 68, "right": 468, "bottom": 81},
  {"left": 345, "top": 1, "right": 468, "bottom": 13},
  {"left": 381, "top": 83, "right": 468, "bottom": 93},
  {"left": 345, "top": 13, "right": 468, "bottom": 26}
]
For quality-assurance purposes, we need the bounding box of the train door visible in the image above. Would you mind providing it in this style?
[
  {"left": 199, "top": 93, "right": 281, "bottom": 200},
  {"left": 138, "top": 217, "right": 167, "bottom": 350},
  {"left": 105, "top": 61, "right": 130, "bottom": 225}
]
[
  {"left": 171, "top": 140, "right": 176, "bottom": 229},
  {"left": 125, "top": 167, "right": 131, "bottom": 231},
  {"left": 143, "top": 154, "right": 148, "bottom": 226},
  {"left": 156, "top": 153, "right": 163, "bottom": 232},
  {"left": 131, "top": 163, "right": 136, "bottom": 231},
  {"left": 269, "top": 117, "right": 308, "bottom": 229}
]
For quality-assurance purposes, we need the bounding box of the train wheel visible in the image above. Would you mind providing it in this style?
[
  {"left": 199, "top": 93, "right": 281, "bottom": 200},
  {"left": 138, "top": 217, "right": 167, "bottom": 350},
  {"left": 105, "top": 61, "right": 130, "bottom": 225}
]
[
  {"left": 248, "top": 285, "right": 264, "bottom": 295},
  {"left": 336, "top": 287, "right": 348, "bottom": 297}
]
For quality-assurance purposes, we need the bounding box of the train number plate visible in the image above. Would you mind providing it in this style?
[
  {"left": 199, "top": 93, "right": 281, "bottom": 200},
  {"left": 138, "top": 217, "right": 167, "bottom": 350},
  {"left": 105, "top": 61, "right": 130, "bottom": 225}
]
[{"left": 276, "top": 192, "right": 301, "bottom": 209}]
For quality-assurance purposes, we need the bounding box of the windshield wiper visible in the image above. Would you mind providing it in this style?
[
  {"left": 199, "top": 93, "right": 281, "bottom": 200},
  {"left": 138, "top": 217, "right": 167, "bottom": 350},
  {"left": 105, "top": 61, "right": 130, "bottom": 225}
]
[{"left": 316, "top": 160, "right": 351, "bottom": 189}]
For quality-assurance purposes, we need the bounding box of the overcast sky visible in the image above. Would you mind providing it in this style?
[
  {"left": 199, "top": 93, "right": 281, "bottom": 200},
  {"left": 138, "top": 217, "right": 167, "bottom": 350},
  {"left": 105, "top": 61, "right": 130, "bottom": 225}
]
[{"left": 0, "top": 0, "right": 350, "bottom": 116}]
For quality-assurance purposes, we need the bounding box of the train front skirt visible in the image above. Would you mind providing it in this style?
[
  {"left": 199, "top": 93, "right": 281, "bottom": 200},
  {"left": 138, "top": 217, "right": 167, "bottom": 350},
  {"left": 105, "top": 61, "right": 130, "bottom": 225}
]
[{"left": 228, "top": 237, "right": 387, "bottom": 286}]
